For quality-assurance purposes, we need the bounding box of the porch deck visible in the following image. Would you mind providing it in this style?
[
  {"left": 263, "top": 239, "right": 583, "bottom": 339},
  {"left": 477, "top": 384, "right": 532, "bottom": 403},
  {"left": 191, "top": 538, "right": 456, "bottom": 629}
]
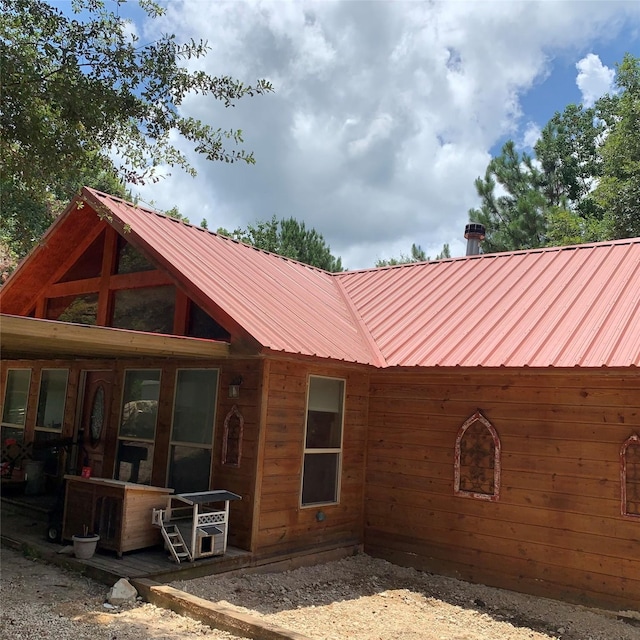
[{"left": 0, "top": 494, "right": 253, "bottom": 586}]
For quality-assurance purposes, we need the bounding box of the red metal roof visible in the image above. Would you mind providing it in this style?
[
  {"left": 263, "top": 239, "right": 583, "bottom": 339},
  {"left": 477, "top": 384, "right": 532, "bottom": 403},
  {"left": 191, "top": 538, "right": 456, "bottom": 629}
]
[
  {"left": 338, "top": 239, "right": 640, "bottom": 368},
  {"left": 84, "top": 189, "right": 377, "bottom": 365},
  {"left": 79, "top": 189, "right": 640, "bottom": 368}
]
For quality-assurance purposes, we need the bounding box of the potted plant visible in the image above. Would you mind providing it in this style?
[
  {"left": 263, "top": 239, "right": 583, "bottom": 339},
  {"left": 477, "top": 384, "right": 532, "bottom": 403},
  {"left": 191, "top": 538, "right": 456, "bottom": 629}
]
[{"left": 72, "top": 525, "right": 100, "bottom": 559}]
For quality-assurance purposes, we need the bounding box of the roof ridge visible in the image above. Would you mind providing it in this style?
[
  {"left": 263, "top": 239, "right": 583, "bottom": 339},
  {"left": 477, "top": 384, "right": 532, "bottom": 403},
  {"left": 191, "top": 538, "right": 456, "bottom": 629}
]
[
  {"left": 335, "top": 236, "right": 640, "bottom": 276},
  {"left": 83, "top": 187, "right": 335, "bottom": 275}
]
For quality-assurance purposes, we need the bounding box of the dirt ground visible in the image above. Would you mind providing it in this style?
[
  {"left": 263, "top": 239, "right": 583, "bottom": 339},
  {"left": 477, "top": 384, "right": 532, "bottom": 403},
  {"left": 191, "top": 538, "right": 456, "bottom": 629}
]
[
  {"left": 1, "top": 546, "right": 639, "bottom": 640},
  {"left": 171, "top": 553, "right": 640, "bottom": 640}
]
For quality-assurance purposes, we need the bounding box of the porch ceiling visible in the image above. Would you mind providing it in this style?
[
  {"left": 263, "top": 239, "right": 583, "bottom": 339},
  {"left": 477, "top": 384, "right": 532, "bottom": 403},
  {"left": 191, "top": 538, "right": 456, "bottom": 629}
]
[{"left": 0, "top": 315, "right": 229, "bottom": 360}]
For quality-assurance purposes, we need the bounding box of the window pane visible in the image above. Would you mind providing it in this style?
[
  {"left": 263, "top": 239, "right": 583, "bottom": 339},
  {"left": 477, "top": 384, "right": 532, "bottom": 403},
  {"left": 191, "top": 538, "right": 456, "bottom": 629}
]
[
  {"left": 171, "top": 370, "right": 218, "bottom": 444},
  {"left": 116, "top": 239, "right": 155, "bottom": 274},
  {"left": 119, "top": 371, "right": 160, "bottom": 439},
  {"left": 306, "top": 377, "right": 344, "bottom": 448},
  {"left": 2, "top": 426, "right": 25, "bottom": 446},
  {"left": 306, "top": 410, "right": 342, "bottom": 448},
  {"left": 168, "top": 445, "right": 211, "bottom": 494},
  {"left": 33, "top": 431, "right": 63, "bottom": 475},
  {"left": 115, "top": 440, "right": 153, "bottom": 484},
  {"left": 47, "top": 293, "right": 98, "bottom": 325},
  {"left": 58, "top": 232, "right": 104, "bottom": 282},
  {"left": 187, "top": 304, "right": 230, "bottom": 340},
  {"left": 2, "top": 370, "right": 30, "bottom": 427},
  {"left": 308, "top": 378, "right": 343, "bottom": 412},
  {"left": 36, "top": 370, "right": 68, "bottom": 430},
  {"left": 112, "top": 286, "right": 175, "bottom": 334},
  {"left": 302, "top": 453, "right": 339, "bottom": 505}
]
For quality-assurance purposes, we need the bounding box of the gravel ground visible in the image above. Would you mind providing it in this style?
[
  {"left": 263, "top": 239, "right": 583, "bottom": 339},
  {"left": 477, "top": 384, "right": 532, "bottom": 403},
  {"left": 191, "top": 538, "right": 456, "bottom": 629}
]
[
  {"left": 172, "top": 553, "right": 640, "bottom": 640},
  {"left": 0, "top": 547, "right": 240, "bottom": 640},
  {"left": 2, "top": 546, "right": 638, "bottom": 640}
]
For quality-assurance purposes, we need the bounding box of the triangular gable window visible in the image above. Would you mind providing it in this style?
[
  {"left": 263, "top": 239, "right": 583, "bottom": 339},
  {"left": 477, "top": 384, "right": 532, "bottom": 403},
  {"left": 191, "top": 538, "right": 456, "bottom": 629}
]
[
  {"left": 116, "top": 237, "right": 155, "bottom": 274},
  {"left": 454, "top": 410, "right": 501, "bottom": 501},
  {"left": 57, "top": 231, "right": 105, "bottom": 282}
]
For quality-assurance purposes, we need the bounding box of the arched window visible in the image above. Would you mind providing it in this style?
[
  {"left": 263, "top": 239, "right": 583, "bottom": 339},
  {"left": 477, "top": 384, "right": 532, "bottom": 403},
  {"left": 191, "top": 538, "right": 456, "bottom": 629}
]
[
  {"left": 454, "top": 410, "right": 501, "bottom": 501},
  {"left": 222, "top": 405, "right": 244, "bottom": 468},
  {"left": 621, "top": 434, "right": 640, "bottom": 518}
]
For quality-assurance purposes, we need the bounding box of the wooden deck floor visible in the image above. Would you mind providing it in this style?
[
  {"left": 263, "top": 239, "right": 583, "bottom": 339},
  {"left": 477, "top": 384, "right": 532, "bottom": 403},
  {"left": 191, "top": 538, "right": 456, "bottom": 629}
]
[
  {"left": 0, "top": 496, "right": 252, "bottom": 585},
  {"left": 1, "top": 494, "right": 362, "bottom": 588}
]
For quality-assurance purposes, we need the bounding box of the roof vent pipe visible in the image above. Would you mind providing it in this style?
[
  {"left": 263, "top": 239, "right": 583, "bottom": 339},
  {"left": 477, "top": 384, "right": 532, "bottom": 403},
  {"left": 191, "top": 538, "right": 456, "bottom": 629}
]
[{"left": 464, "top": 222, "right": 486, "bottom": 256}]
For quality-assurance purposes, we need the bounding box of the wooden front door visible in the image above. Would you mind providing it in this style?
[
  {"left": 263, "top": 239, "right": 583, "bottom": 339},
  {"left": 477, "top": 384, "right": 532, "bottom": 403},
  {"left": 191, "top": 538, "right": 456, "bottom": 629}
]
[{"left": 76, "top": 371, "right": 114, "bottom": 478}]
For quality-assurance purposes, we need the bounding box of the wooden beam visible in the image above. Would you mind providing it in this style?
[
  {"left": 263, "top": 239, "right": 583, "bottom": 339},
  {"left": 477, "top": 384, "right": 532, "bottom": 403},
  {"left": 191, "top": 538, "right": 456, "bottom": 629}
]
[
  {"left": 0, "top": 315, "right": 230, "bottom": 360},
  {"left": 108, "top": 270, "right": 174, "bottom": 290},
  {"left": 173, "top": 289, "right": 190, "bottom": 336},
  {"left": 97, "top": 227, "right": 118, "bottom": 326},
  {"left": 47, "top": 277, "right": 102, "bottom": 299}
]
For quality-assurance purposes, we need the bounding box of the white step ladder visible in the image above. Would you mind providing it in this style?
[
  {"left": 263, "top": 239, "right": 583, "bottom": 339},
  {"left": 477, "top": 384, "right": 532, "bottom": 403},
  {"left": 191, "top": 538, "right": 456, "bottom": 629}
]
[
  {"left": 152, "top": 508, "right": 191, "bottom": 563},
  {"left": 161, "top": 523, "right": 191, "bottom": 563}
]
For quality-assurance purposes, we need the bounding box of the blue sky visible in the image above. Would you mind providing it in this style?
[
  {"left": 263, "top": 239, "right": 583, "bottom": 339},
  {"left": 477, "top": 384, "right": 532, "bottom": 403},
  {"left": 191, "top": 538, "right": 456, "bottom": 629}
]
[{"left": 65, "top": 1, "right": 640, "bottom": 268}]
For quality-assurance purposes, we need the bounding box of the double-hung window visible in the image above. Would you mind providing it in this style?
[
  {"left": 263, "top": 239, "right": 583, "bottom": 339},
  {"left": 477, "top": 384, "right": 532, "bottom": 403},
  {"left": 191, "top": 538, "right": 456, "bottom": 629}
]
[{"left": 301, "top": 376, "right": 345, "bottom": 506}]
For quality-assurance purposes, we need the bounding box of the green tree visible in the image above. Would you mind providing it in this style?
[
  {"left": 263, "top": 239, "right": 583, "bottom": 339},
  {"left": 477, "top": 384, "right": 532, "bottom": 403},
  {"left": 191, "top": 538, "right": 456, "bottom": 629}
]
[
  {"left": 594, "top": 54, "right": 640, "bottom": 239},
  {"left": 218, "top": 216, "right": 343, "bottom": 272},
  {"left": 1, "top": 0, "right": 272, "bottom": 260},
  {"left": 469, "top": 54, "right": 640, "bottom": 251},
  {"left": 468, "top": 141, "right": 549, "bottom": 252},
  {"left": 375, "top": 242, "right": 450, "bottom": 267},
  {"left": 534, "top": 103, "right": 607, "bottom": 218}
]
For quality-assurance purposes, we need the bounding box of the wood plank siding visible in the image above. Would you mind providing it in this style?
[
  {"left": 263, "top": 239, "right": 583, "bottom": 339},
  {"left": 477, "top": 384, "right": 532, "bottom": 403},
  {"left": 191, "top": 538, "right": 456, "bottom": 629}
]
[
  {"left": 252, "top": 358, "right": 369, "bottom": 556},
  {"left": 364, "top": 368, "right": 640, "bottom": 610}
]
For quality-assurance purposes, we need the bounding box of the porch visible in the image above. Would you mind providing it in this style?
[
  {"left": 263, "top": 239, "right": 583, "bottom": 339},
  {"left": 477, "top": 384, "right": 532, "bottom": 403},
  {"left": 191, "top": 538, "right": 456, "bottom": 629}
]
[
  {"left": 0, "top": 493, "right": 252, "bottom": 585},
  {"left": 0, "top": 493, "right": 360, "bottom": 587}
]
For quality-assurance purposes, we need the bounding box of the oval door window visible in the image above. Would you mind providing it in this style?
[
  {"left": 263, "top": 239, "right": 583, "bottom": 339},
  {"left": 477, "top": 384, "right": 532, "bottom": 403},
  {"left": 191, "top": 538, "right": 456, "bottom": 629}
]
[{"left": 89, "top": 385, "right": 105, "bottom": 446}]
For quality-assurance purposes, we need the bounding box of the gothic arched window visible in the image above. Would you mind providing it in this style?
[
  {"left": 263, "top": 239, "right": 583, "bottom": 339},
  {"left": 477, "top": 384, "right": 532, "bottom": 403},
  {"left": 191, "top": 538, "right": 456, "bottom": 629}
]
[
  {"left": 621, "top": 434, "right": 640, "bottom": 518},
  {"left": 454, "top": 410, "right": 501, "bottom": 501}
]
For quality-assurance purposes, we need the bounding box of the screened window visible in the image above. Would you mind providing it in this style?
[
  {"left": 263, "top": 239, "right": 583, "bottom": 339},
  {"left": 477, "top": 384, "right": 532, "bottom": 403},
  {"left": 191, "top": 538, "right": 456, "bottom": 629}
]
[
  {"left": 454, "top": 411, "right": 501, "bottom": 501},
  {"left": 115, "top": 370, "right": 160, "bottom": 484},
  {"left": 301, "top": 376, "right": 345, "bottom": 506},
  {"left": 167, "top": 369, "right": 218, "bottom": 494},
  {"left": 622, "top": 435, "right": 640, "bottom": 518},
  {"left": 1, "top": 369, "right": 31, "bottom": 444},
  {"left": 112, "top": 286, "right": 175, "bottom": 334},
  {"left": 36, "top": 369, "right": 68, "bottom": 431}
]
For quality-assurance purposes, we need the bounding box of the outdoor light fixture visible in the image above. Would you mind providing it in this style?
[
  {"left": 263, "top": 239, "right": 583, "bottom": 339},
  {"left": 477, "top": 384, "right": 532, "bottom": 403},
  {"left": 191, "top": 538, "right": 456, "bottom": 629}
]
[
  {"left": 228, "top": 375, "right": 243, "bottom": 398},
  {"left": 315, "top": 510, "right": 326, "bottom": 522}
]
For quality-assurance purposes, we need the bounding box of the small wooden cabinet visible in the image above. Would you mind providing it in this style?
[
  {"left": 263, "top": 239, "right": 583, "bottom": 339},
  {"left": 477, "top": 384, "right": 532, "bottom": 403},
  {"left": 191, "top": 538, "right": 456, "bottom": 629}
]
[{"left": 62, "top": 475, "right": 173, "bottom": 556}]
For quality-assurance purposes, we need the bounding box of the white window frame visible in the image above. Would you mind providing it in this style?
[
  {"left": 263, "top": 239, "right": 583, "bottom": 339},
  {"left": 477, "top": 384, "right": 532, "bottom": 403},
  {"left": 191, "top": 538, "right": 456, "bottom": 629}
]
[{"left": 300, "top": 375, "right": 345, "bottom": 508}]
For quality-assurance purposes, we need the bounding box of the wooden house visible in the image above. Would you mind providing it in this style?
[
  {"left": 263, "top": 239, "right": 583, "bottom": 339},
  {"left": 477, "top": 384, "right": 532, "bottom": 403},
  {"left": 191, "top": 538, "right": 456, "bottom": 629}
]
[{"left": 1, "top": 187, "right": 638, "bottom": 609}]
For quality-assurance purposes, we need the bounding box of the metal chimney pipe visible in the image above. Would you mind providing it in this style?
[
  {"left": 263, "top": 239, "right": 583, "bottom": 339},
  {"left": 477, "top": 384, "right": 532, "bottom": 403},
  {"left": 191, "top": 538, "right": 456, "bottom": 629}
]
[{"left": 464, "top": 222, "right": 486, "bottom": 256}]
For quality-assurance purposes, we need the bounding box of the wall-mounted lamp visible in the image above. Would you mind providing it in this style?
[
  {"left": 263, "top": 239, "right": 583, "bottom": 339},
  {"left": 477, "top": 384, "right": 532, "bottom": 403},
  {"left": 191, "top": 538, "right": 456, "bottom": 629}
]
[
  {"left": 315, "top": 510, "right": 326, "bottom": 523},
  {"left": 228, "top": 375, "right": 243, "bottom": 398}
]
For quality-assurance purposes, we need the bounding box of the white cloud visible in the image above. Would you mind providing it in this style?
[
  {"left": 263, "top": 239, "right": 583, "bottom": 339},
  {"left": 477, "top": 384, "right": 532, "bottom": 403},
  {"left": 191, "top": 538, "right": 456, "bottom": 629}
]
[
  {"left": 522, "top": 122, "right": 542, "bottom": 150},
  {"left": 576, "top": 53, "right": 616, "bottom": 107},
  {"left": 129, "top": 1, "right": 639, "bottom": 269}
]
